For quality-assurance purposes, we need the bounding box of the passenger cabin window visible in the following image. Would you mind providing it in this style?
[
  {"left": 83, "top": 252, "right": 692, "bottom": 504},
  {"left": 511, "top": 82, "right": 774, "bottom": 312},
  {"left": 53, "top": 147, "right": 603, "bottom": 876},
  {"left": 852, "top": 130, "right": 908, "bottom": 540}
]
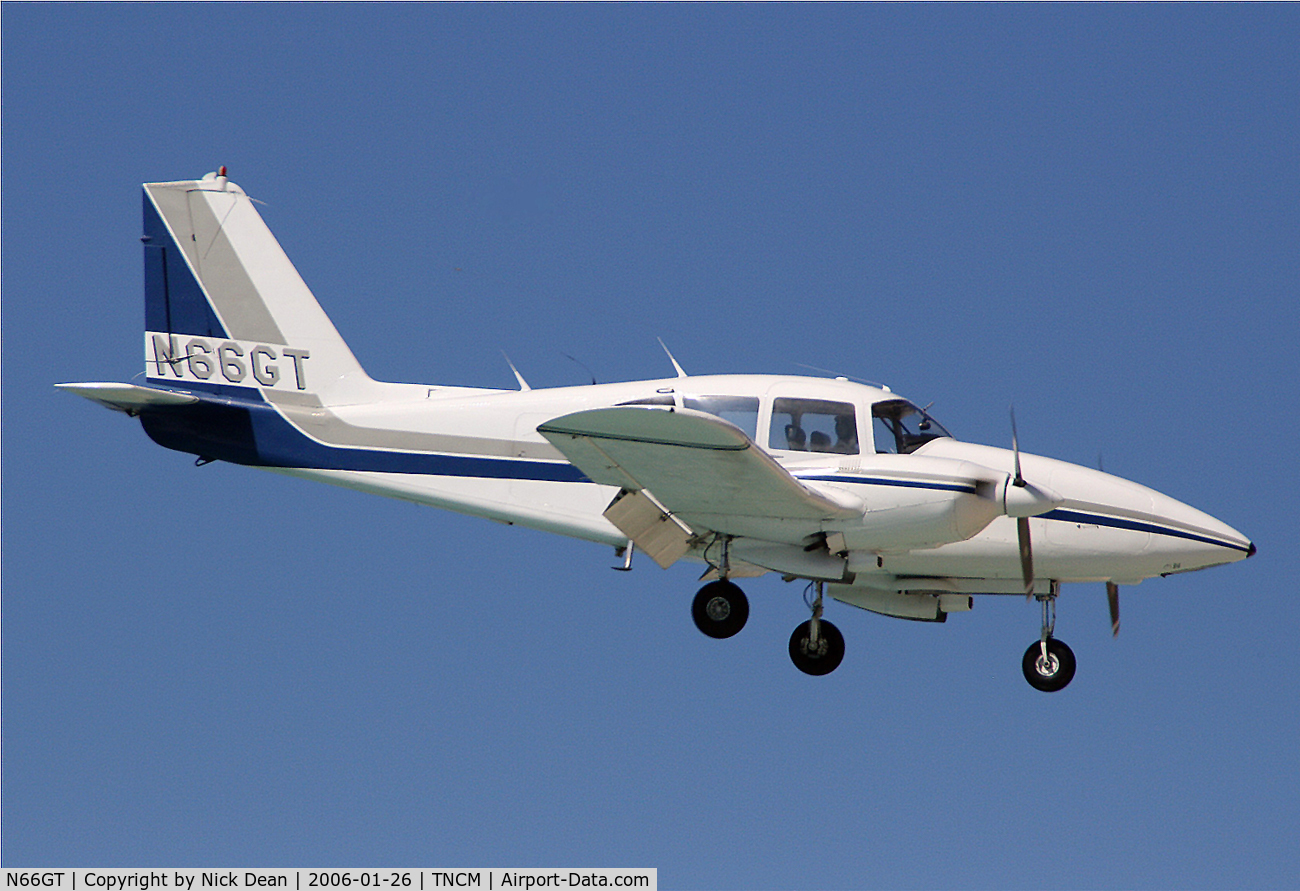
[
  {"left": 682, "top": 395, "right": 760, "bottom": 440},
  {"left": 768, "top": 398, "right": 859, "bottom": 454},
  {"left": 871, "top": 398, "right": 952, "bottom": 454}
]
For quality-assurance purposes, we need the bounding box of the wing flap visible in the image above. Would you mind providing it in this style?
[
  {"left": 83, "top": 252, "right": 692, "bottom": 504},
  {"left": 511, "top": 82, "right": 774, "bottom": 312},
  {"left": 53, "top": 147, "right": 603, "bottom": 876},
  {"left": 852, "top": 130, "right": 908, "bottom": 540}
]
[
  {"left": 539, "top": 407, "right": 864, "bottom": 528},
  {"left": 603, "top": 488, "right": 694, "bottom": 569}
]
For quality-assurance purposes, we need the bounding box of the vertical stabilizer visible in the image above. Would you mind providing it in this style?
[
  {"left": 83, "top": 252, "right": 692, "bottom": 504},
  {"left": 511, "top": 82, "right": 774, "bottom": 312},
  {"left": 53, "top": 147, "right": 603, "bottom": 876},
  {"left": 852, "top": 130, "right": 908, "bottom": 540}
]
[{"left": 143, "top": 171, "right": 377, "bottom": 405}]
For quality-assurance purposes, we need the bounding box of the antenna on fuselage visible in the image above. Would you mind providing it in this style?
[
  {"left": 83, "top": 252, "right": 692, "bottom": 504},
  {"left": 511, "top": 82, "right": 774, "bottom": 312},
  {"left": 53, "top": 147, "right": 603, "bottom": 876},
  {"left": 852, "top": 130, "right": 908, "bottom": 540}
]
[
  {"left": 793, "top": 363, "right": 890, "bottom": 391},
  {"left": 658, "top": 338, "right": 688, "bottom": 378},
  {"left": 501, "top": 352, "right": 531, "bottom": 391},
  {"left": 561, "top": 353, "right": 597, "bottom": 385}
]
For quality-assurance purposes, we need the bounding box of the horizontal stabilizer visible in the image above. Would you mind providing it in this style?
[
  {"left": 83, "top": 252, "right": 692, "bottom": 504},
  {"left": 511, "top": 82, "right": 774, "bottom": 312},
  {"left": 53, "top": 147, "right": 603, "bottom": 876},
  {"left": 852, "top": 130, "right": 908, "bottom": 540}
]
[{"left": 56, "top": 382, "right": 199, "bottom": 414}]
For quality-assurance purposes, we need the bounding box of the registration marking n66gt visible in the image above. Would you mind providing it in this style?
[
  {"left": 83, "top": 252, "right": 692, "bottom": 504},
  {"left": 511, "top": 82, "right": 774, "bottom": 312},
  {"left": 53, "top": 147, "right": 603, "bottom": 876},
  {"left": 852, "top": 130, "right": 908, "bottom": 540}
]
[{"left": 145, "top": 332, "right": 310, "bottom": 390}]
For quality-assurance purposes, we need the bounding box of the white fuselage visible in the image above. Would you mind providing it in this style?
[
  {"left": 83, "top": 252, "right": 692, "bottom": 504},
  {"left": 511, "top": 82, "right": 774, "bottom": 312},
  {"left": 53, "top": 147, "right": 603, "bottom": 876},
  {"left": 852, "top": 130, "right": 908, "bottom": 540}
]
[{"left": 268, "top": 373, "right": 1250, "bottom": 592}]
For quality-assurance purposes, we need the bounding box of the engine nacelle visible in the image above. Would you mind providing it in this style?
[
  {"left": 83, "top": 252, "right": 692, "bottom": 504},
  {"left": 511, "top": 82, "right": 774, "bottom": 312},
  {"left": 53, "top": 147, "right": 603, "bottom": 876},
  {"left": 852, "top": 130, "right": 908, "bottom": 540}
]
[
  {"left": 830, "top": 586, "right": 973, "bottom": 622},
  {"left": 821, "top": 455, "right": 1001, "bottom": 552}
]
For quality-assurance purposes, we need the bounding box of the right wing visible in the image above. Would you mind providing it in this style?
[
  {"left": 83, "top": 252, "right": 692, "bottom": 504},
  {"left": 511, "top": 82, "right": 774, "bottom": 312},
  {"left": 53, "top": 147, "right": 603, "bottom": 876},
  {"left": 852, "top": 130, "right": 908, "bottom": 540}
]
[{"left": 538, "top": 406, "right": 864, "bottom": 562}]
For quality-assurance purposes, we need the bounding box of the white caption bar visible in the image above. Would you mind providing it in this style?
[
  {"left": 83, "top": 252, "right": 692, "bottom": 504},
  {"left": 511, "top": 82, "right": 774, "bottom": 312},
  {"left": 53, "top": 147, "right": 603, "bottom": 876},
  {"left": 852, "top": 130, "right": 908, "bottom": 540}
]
[{"left": 3, "top": 871, "right": 655, "bottom": 891}]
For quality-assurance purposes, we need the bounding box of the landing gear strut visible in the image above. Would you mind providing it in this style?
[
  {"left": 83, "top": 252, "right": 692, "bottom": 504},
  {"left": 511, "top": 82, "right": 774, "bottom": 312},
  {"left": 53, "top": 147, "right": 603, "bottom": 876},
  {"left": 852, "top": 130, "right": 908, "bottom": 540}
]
[
  {"left": 789, "top": 582, "right": 845, "bottom": 676},
  {"left": 1022, "top": 582, "right": 1075, "bottom": 692},
  {"left": 691, "top": 536, "right": 750, "bottom": 639}
]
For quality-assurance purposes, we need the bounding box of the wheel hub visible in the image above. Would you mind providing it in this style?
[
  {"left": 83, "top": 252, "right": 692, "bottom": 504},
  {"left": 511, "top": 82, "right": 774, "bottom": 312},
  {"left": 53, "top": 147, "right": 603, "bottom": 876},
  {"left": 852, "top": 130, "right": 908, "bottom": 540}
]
[
  {"left": 705, "top": 596, "right": 731, "bottom": 622},
  {"left": 1035, "top": 653, "right": 1060, "bottom": 677},
  {"left": 800, "top": 636, "right": 829, "bottom": 658}
]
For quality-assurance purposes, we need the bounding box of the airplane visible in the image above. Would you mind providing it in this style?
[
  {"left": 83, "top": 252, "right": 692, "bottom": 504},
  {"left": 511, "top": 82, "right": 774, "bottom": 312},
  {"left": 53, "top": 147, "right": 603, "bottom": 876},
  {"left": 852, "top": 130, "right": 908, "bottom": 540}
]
[{"left": 59, "top": 169, "right": 1255, "bottom": 692}]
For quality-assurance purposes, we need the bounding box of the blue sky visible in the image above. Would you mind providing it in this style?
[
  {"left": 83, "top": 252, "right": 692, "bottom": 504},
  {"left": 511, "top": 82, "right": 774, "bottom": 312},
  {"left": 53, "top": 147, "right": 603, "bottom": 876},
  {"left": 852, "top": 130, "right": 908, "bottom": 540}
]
[{"left": 4, "top": 4, "right": 1298, "bottom": 886}]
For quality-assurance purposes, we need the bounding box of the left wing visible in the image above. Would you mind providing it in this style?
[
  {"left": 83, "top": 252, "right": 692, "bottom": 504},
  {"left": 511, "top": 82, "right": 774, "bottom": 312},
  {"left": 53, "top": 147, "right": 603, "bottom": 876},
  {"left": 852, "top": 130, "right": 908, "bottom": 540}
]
[{"left": 538, "top": 407, "right": 863, "bottom": 557}]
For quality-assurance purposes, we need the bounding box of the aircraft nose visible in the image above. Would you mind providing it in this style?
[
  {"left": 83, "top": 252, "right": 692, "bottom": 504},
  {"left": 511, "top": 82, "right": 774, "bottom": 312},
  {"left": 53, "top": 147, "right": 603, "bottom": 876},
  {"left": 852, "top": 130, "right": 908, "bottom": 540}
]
[
  {"left": 1142, "top": 486, "right": 1254, "bottom": 572},
  {"left": 1043, "top": 460, "right": 1253, "bottom": 575}
]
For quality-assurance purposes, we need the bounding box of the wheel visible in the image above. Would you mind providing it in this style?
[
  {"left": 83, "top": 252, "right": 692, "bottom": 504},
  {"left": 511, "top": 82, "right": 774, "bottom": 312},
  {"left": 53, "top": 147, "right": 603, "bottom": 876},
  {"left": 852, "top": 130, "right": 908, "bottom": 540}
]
[
  {"left": 1022, "top": 637, "right": 1076, "bottom": 692},
  {"left": 691, "top": 580, "right": 749, "bottom": 639},
  {"left": 788, "top": 619, "right": 845, "bottom": 676}
]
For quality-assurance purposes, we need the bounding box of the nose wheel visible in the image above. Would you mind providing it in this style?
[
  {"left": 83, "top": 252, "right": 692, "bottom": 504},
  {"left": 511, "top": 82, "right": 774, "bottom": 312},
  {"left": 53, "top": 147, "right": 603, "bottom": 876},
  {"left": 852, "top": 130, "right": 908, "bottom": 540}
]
[
  {"left": 1022, "top": 637, "right": 1076, "bottom": 692},
  {"left": 1022, "top": 583, "right": 1076, "bottom": 692}
]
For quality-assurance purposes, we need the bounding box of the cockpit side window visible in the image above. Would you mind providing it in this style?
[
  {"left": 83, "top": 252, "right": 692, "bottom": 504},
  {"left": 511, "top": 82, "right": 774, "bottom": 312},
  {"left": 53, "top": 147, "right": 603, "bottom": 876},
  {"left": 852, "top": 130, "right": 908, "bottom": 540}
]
[
  {"left": 768, "top": 398, "right": 859, "bottom": 454},
  {"left": 682, "top": 395, "right": 760, "bottom": 440},
  {"left": 871, "top": 399, "right": 952, "bottom": 454}
]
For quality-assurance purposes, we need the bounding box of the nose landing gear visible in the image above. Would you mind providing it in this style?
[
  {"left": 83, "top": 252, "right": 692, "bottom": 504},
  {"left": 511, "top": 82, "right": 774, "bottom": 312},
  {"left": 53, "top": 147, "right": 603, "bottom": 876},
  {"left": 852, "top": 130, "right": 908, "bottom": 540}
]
[
  {"left": 1022, "top": 638, "right": 1076, "bottom": 692},
  {"left": 1022, "top": 583, "right": 1075, "bottom": 692}
]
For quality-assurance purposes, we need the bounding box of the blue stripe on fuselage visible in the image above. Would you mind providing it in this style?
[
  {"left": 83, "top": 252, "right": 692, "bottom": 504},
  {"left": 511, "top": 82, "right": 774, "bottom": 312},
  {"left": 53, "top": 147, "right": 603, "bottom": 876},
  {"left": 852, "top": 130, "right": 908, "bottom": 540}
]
[
  {"left": 797, "top": 475, "right": 1247, "bottom": 553},
  {"left": 1040, "top": 508, "right": 1250, "bottom": 553},
  {"left": 137, "top": 390, "right": 1244, "bottom": 551},
  {"left": 138, "top": 383, "right": 590, "bottom": 483},
  {"left": 797, "top": 474, "right": 978, "bottom": 494}
]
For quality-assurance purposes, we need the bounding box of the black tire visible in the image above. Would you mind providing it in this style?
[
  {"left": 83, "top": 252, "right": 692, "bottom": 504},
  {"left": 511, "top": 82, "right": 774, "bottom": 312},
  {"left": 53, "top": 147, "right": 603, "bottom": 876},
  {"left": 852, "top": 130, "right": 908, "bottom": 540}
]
[
  {"left": 691, "top": 580, "right": 749, "bottom": 639},
  {"left": 789, "top": 619, "right": 845, "bottom": 676},
  {"left": 1022, "top": 637, "right": 1077, "bottom": 692}
]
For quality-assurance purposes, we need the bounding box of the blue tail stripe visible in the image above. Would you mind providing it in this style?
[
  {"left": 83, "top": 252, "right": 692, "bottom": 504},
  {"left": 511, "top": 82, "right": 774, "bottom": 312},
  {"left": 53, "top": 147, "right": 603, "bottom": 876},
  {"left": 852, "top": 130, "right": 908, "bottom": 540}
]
[{"left": 143, "top": 194, "right": 227, "bottom": 339}]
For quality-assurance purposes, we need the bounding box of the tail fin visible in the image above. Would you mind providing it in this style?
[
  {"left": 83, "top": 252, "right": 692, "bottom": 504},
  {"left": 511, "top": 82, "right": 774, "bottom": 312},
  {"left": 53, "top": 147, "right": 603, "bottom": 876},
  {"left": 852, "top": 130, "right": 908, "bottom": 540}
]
[{"left": 143, "top": 170, "right": 377, "bottom": 405}]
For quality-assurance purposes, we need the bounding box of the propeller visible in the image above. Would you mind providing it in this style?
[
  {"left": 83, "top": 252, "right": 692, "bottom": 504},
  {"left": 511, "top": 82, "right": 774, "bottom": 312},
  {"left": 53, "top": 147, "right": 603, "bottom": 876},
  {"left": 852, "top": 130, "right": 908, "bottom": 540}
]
[
  {"left": 1010, "top": 408, "right": 1035, "bottom": 599},
  {"left": 1011, "top": 408, "right": 1122, "bottom": 637}
]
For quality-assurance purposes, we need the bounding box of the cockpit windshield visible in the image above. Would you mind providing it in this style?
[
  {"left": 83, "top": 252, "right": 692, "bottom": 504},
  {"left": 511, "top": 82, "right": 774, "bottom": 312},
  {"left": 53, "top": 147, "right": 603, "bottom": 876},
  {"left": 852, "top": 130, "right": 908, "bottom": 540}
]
[{"left": 871, "top": 399, "right": 952, "bottom": 454}]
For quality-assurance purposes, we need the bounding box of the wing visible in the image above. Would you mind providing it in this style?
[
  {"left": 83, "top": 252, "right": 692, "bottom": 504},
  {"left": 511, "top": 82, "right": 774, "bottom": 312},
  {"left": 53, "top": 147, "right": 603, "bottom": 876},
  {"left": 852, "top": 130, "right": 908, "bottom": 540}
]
[{"left": 538, "top": 406, "right": 863, "bottom": 559}]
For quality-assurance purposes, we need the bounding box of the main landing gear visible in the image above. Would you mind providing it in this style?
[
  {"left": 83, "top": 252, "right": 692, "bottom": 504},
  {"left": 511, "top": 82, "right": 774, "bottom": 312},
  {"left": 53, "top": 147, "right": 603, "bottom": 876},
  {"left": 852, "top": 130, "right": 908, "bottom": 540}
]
[
  {"left": 684, "top": 539, "right": 1067, "bottom": 687},
  {"left": 788, "top": 581, "right": 844, "bottom": 676},
  {"left": 691, "top": 580, "right": 749, "bottom": 639},
  {"left": 690, "top": 576, "right": 845, "bottom": 676},
  {"left": 1022, "top": 582, "right": 1076, "bottom": 692}
]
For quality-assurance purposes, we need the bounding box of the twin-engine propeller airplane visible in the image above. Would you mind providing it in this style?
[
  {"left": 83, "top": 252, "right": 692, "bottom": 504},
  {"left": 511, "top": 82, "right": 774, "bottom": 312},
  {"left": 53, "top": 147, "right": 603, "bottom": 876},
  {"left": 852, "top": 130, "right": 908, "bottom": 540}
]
[{"left": 60, "top": 170, "right": 1255, "bottom": 691}]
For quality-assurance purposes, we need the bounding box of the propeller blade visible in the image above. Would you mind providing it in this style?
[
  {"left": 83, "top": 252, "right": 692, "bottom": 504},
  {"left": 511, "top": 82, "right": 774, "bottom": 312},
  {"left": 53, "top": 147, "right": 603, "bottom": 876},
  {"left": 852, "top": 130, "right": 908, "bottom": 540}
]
[
  {"left": 1107, "top": 581, "right": 1120, "bottom": 637},
  {"left": 1011, "top": 408, "right": 1034, "bottom": 597},
  {"left": 1010, "top": 406, "right": 1025, "bottom": 487},
  {"left": 1017, "top": 516, "right": 1034, "bottom": 598}
]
